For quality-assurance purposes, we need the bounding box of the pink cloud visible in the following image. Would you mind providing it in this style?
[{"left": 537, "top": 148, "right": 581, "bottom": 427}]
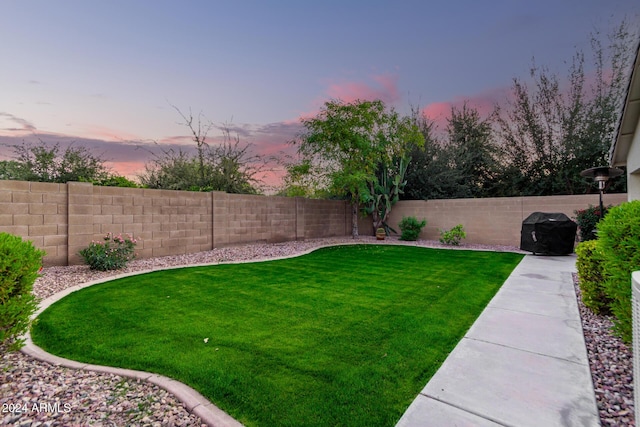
[
  {"left": 255, "top": 169, "right": 287, "bottom": 191},
  {"left": 421, "top": 101, "right": 453, "bottom": 129},
  {"left": 289, "top": 73, "right": 403, "bottom": 127},
  {"left": 157, "top": 135, "right": 195, "bottom": 145},
  {"left": 104, "top": 160, "right": 146, "bottom": 179},
  {"left": 81, "top": 125, "right": 146, "bottom": 143},
  {"left": 326, "top": 73, "right": 401, "bottom": 106},
  {"left": 421, "top": 86, "right": 510, "bottom": 129}
]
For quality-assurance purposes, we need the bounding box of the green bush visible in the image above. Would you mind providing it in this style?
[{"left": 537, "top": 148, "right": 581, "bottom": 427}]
[
  {"left": 573, "top": 204, "right": 611, "bottom": 241},
  {"left": 79, "top": 233, "right": 138, "bottom": 271},
  {"left": 398, "top": 216, "right": 427, "bottom": 241},
  {"left": 597, "top": 200, "right": 640, "bottom": 343},
  {"left": 439, "top": 224, "right": 466, "bottom": 246},
  {"left": 0, "top": 232, "right": 44, "bottom": 352},
  {"left": 575, "top": 240, "right": 611, "bottom": 314}
]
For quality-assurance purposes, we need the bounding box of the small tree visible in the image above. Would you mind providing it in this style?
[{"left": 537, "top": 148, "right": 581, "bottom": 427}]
[
  {"left": 139, "top": 112, "right": 265, "bottom": 193},
  {"left": 294, "top": 99, "right": 423, "bottom": 237},
  {"left": 138, "top": 149, "right": 202, "bottom": 190},
  {"left": 206, "top": 127, "right": 264, "bottom": 194},
  {"left": 171, "top": 105, "right": 213, "bottom": 186}
]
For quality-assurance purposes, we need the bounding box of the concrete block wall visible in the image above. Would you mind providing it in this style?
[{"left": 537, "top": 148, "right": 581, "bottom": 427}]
[
  {"left": 0, "top": 179, "right": 629, "bottom": 265},
  {"left": 386, "top": 193, "right": 629, "bottom": 247},
  {"left": 0, "top": 180, "right": 68, "bottom": 265},
  {"left": 84, "top": 186, "right": 213, "bottom": 264},
  {"left": 0, "top": 180, "right": 352, "bottom": 266},
  {"left": 302, "top": 198, "right": 351, "bottom": 239},
  {"left": 212, "top": 193, "right": 350, "bottom": 246},
  {"left": 212, "top": 192, "right": 298, "bottom": 246}
]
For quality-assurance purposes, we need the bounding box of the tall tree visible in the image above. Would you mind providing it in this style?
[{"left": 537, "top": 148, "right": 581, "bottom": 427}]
[
  {"left": 294, "top": 99, "right": 423, "bottom": 237},
  {"left": 494, "top": 56, "right": 586, "bottom": 195},
  {"left": 447, "top": 103, "right": 498, "bottom": 198},
  {"left": 403, "top": 112, "right": 466, "bottom": 200},
  {"left": 494, "top": 21, "right": 634, "bottom": 196}
]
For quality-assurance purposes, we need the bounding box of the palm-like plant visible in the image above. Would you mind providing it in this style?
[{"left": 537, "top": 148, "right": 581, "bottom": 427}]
[{"left": 362, "top": 155, "right": 410, "bottom": 235}]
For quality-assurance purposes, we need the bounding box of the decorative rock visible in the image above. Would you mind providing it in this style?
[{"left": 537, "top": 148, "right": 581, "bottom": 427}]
[{"left": 573, "top": 273, "right": 634, "bottom": 427}]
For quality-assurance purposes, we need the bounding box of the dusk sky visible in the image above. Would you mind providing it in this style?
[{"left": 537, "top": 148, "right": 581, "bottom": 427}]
[{"left": 1, "top": 1, "right": 639, "bottom": 190}]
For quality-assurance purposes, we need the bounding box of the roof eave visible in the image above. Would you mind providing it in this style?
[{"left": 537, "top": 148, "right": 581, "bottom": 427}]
[{"left": 610, "top": 39, "right": 640, "bottom": 167}]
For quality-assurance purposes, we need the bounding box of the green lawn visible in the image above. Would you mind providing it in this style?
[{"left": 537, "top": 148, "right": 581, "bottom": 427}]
[{"left": 32, "top": 245, "right": 523, "bottom": 426}]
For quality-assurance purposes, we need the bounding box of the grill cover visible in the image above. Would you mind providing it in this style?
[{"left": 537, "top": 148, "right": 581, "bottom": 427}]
[{"left": 520, "top": 212, "right": 577, "bottom": 255}]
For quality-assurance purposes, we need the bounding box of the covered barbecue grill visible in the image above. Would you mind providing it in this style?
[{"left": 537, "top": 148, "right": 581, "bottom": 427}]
[{"left": 520, "top": 212, "right": 577, "bottom": 255}]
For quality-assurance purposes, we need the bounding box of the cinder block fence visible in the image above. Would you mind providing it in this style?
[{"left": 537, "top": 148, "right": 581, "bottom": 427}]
[
  {"left": 383, "top": 193, "right": 628, "bottom": 247},
  {"left": 0, "top": 179, "right": 628, "bottom": 266},
  {"left": 0, "top": 181, "right": 350, "bottom": 265}
]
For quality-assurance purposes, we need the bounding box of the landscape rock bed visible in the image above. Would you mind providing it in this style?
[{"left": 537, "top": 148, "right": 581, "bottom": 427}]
[
  {"left": 573, "top": 273, "right": 635, "bottom": 426},
  {"left": 0, "top": 237, "right": 632, "bottom": 426}
]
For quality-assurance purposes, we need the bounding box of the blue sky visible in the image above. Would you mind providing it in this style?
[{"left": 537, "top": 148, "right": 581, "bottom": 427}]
[{"left": 1, "top": 0, "right": 639, "bottom": 187}]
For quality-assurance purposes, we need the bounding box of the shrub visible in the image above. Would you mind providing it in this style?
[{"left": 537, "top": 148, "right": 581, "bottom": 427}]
[
  {"left": 597, "top": 200, "right": 640, "bottom": 343},
  {"left": 574, "top": 204, "right": 611, "bottom": 241},
  {"left": 0, "top": 232, "right": 44, "bottom": 352},
  {"left": 79, "top": 233, "right": 138, "bottom": 271},
  {"left": 575, "top": 240, "right": 611, "bottom": 315},
  {"left": 439, "top": 224, "right": 466, "bottom": 246},
  {"left": 399, "top": 216, "right": 427, "bottom": 241}
]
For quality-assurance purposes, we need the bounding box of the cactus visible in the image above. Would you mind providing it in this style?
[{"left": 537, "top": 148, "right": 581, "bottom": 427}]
[{"left": 362, "top": 156, "right": 409, "bottom": 236}]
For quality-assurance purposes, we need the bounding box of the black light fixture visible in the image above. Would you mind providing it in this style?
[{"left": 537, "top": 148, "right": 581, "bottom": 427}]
[{"left": 580, "top": 166, "right": 624, "bottom": 219}]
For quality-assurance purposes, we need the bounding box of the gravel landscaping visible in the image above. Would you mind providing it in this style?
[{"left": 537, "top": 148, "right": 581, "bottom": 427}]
[
  {"left": 574, "top": 273, "right": 635, "bottom": 426},
  {"left": 0, "top": 236, "right": 634, "bottom": 426}
]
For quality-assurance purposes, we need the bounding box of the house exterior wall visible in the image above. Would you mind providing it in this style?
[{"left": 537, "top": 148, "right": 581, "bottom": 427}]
[{"left": 627, "top": 117, "right": 640, "bottom": 201}]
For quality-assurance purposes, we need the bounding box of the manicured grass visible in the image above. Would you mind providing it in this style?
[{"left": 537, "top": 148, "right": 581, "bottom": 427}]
[{"left": 32, "top": 245, "right": 523, "bottom": 426}]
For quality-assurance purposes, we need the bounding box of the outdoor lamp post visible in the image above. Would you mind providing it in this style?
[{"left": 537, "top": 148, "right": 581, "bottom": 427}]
[{"left": 580, "top": 166, "right": 623, "bottom": 219}]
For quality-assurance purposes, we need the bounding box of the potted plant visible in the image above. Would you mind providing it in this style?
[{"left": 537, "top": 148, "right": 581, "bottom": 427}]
[{"left": 376, "top": 227, "right": 386, "bottom": 240}]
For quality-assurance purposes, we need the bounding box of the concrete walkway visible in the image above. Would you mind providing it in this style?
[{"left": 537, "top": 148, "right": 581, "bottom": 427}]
[{"left": 396, "top": 254, "right": 600, "bottom": 427}]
